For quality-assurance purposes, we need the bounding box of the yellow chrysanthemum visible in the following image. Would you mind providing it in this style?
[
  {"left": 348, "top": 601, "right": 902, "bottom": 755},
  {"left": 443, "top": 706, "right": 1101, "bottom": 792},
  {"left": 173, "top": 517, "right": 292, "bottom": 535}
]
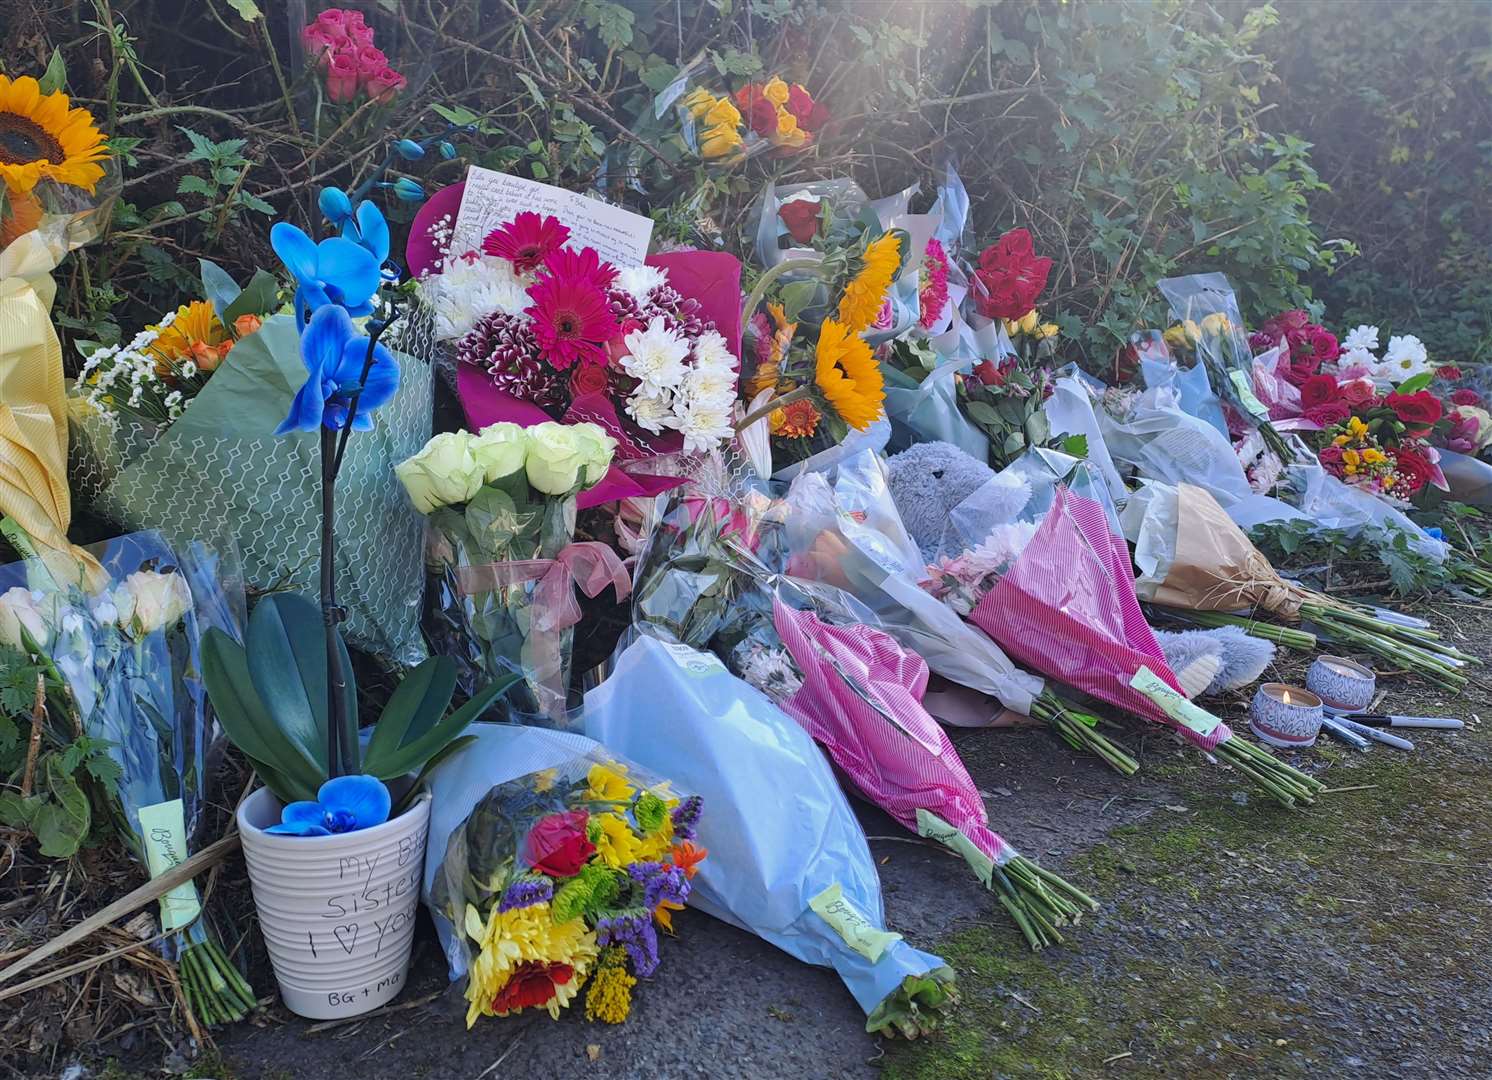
[
  {"left": 814, "top": 318, "right": 885, "bottom": 431},
  {"left": 634, "top": 813, "right": 675, "bottom": 862},
  {"left": 584, "top": 948, "right": 636, "bottom": 1024},
  {"left": 586, "top": 762, "right": 635, "bottom": 804},
  {"left": 148, "top": 300, "right": 234, "bottom": 376},
  {"left": 836, "top": 233, "right": 902, "bottom": 334},
  {"left": 461, "top": 900, "right": 598, "bottom": 1027},
  {"left": 591, "top": 812, "right": 642, "bottom": 869},
  {"left": 0, "top": 75, "right": 108, "bottom": 196}
]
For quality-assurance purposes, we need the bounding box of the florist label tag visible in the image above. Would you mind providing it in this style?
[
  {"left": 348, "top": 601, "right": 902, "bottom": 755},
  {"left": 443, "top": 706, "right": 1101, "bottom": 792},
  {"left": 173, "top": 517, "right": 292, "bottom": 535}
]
[
  {"left": 1130, "top": 666, "right": 1222, "bottom": 739},
  {"left": 452, "top": 167, "right": 654, "bottom": 269},
  {"left": 138, "top": 799, "right": 202, "bottom": 932},
  {"left": 916, "top": 809, "right": 994, "bottom": 888},
  {"left": 1228, "top": 370, "right": 1271, "bottom": 419},
  {"left": 809, "top": 883, "right": 901, "bottom": 963}
]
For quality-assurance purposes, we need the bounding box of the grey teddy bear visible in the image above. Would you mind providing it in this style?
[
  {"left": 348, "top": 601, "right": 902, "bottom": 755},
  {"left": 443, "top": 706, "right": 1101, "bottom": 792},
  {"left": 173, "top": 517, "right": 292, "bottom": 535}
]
[{"left": 885, "top": 440, "right": 1275, "bottom": 697}]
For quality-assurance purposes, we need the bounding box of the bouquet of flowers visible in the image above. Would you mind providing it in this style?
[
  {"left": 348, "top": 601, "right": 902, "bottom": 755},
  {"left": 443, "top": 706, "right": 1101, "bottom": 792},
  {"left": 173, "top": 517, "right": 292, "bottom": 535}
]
[
  {"left": 424, "top": 725, "right": 703, "bottom": 1027},
  {"left": 0, "top": 530, "right": 255, "bottom": 1025},
  {"left": 586, "top": 634, "right": 957, "bottom": 1037},
  {"left": 71, "top": 204, "right": 432, "bottom": 662},
  {"left": 298, "top": 7, "right": 407, "bottom": 107},
  {"left": 633, "top": 489, "right": 1097, "bottom": 947},
  {"left": 928, "top": 478, "right": 1324, "bottom": 807},
  {"left": 664, "top": 67, "right": 829, "bottom": 163},
  {"left": 397, "top": 420, "right": 629, "bottom": 720}
]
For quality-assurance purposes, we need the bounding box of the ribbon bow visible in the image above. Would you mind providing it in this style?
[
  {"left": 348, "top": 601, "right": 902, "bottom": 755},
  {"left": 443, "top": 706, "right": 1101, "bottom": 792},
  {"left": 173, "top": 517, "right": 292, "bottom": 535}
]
[{"left": 455, "top": 541, "right": 631, "bottom": 632}]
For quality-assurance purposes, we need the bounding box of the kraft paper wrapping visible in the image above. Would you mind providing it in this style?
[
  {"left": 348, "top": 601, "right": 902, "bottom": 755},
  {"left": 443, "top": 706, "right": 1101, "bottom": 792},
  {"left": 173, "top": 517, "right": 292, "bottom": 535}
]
[
  {"left": 0, "top": 230, "right": 102, "bottom": 584},
  {"left": 1146, "top": 483, "right": 1309, "bottom": 620}
]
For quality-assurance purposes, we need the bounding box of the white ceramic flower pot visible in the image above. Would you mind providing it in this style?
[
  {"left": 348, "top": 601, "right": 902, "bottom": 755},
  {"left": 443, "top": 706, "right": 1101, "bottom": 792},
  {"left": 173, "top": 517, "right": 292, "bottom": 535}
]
[{"left": 237, "top": 785, "right": 430, "bottom": 1020}]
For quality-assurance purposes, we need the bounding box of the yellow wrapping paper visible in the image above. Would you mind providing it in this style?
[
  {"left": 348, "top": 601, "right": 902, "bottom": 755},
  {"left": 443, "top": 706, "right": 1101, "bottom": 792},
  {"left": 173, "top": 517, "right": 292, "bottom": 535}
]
[{"left": 0, "top": 228, "right": 102, "bottom": 583}]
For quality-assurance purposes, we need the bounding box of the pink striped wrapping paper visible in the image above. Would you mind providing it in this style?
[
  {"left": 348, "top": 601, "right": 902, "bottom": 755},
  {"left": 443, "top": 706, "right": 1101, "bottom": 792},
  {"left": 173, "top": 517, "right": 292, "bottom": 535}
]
[
  {"left": 771, "top": 597, "right": 1019, "bottom": 865},
  {"left": 968, "top": 486, "right": 1231, "bottom": 752}
]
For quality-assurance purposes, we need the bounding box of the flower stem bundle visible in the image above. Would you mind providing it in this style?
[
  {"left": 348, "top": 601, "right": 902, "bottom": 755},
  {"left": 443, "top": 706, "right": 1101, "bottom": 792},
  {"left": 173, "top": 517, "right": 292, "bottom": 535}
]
[
  {"left": 991, "top": 854, "right": 1100, "bottom": 951},
  {"left": 1211, "top": 736, "right": 1324, "bottom": 809},
  {"left": 1030, "top": 690, "right": 1139, "bottom": 776}
]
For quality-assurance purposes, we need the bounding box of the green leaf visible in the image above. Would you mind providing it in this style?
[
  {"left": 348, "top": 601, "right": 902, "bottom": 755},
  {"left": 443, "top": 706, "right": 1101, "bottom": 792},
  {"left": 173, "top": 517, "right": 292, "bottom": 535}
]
[
  {"left": 37, "top": 48, "right": 67, "bottom": 94},
  {"left": 391, "top": 734, "right": 475, "bottom": 816},
  {"left": 431, "top": 103, "right": 480, "bottom": 127},
  {"left": 364, "top": 672, "right": 520, "bottom": 779},
  {"left": 177, "top": 175, "right": 216, "bottom": 198},
  {"left": 226, "top": 0, "right": 262, "bottom": 19},
  {"left": 33, "top": 759, "right": 90, "bottom": 857},
  {"left": 223, "top": 269, "right": 280, "bottom": 322},
  {"left": 778, "top": 279, "right": 820, "bottom": 323},
  {"left": 200, "top": 259, "right": 242, "bottom": 323},
  {"left": 1060, "top": 433, "right": 1090, "bottom": 458},
  {"left": 363, "top": 657, "right": 458, "bottom": 766},
  {"left": 516, "top": 72, "right": 547, "bottom": 109},
  {"left": 236, "top": 192, "right": 277, "bottom": 217},
  {"left": 1395, "top": 372, "right": 1433, "bottom": 394}
]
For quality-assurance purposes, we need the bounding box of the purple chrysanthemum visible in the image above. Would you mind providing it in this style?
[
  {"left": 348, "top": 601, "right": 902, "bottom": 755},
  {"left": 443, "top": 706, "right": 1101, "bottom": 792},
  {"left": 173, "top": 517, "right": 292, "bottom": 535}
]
[{"left": 455, "top": 310, "right": 566, "bottom": 408}]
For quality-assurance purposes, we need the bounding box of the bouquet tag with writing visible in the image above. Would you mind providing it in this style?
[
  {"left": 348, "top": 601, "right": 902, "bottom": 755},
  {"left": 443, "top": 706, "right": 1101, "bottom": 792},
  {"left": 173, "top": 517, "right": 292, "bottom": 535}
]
[
  {"left": 1130, "top": 665, "right": 1222, "bottom": 738},
  {"left": 1228, "top": 370, "right": 1271, "bottom": 419},
  {"left": 138, "top": 799, "right": 202, "bottom": 932},
  {"left": 809, "top": 883, "right": 902, "bottom": 963},
  {"left": 451, "top": 167, "right": 654, "bottom": 269},
  {"left": 916, "top": 808, "right": 996, "bottom": 886}
]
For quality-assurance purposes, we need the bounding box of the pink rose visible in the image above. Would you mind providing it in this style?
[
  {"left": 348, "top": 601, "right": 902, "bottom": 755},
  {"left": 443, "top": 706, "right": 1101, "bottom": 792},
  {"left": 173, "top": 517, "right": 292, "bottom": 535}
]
[
  {"left": 1452, "top": 388, "right": 1482, "bottom": 407},
  {"left": 325, "top": 50, "right": 360, "bottom": 103},
  {"left": 356, "top": 45, "right": 388, "bottom": 76},
  {"left": 1338, "top": 378, "right": 1375, "bottom": 406},
  {"left": 315, "top": 8, "right": 349, "bottom": 31},
  {"left": 301, "top": 25, "right": 341, "bottom": 66},
  {"left": 367, "top": 66, "right": 406, "bottom": 104}
]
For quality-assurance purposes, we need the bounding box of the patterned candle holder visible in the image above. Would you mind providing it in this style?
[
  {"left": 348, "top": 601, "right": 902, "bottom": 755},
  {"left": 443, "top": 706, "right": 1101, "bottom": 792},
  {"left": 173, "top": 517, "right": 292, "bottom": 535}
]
[
  {"left": 1249, "top": 683, "right": 1324, "bottom": 748},
  {"left": 1306, "top": 655, "right": 1376, "bottom": 713}
]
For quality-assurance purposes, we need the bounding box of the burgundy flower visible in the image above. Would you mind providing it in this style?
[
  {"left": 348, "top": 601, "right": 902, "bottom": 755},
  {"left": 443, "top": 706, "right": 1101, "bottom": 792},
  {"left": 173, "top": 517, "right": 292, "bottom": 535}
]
[
  {"left": 490, "top": 961, "right": 573, "bottom": 1014},
  {"left": 1438, "top": 365, "right": 1464, "bottom": 381},
  {"left": 1304, "top": 401, "right": 1350, "bottom": 427},
  {"left": 1451, "top": 388, "right": 1482, "bottom": 407},
  {"left": 971, "top": 228, "right": 1052, "bottom": 321}
]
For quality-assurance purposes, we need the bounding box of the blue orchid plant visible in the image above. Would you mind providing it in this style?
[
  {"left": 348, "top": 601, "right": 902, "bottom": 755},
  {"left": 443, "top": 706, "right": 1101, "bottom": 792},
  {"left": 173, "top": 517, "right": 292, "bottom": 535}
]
[{"left": 203, "top": 181, "right": 518, "bottom": 837}]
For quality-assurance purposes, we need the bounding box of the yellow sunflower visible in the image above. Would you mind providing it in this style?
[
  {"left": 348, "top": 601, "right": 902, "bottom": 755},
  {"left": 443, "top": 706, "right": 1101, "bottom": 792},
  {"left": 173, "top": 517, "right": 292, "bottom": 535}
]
[
  {"left": 836, "top": 233, "right": 902, "bottom": 334},
  {"left": 814, "top": 318, "right": 885, "bottom": 431},
  {"left": 0, "top": 75, "right": 108, "bottom": 196}
]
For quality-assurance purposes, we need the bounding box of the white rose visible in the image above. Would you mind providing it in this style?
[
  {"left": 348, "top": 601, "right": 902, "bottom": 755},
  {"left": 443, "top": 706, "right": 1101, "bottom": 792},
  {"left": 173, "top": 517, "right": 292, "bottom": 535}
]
[
  {"left": 566, "top": 422, "right": 618, "bottom": 485},
  {"left": 395, "top": 432, "right": 484, "bottom": 513},
  {"left": 524, "top": 422, "right": 596, "bottom": 495},
  {"left": 114, "top": 571, "right": 194, "bottom": 636},
  {"left": 0, "top": 587, "right": 52, "bottom": 651},
  {"left": 469, "top": 422, "right": 529, "bottom": 482}
]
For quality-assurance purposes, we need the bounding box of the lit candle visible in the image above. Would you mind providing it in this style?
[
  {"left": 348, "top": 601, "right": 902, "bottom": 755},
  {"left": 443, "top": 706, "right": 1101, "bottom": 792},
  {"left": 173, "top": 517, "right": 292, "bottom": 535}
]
[
  {"left": 1249, "top": 683, "right": 1324, "bottom": 748},
  {"left": 1306, "top": 655, "right": 1376, "bottom": 712}
]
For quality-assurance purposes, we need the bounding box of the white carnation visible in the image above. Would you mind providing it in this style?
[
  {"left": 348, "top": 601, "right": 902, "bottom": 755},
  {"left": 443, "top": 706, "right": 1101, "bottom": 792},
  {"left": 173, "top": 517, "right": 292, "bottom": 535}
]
[
  {"left": 616, "top": 265, "right": 668, "bottom": 306},
  {"left": 1342, "top": 325, "right": 1380, "bottom": 353},
  {"left": 620, "top": 317, "right": 690, "bottom": 395}
]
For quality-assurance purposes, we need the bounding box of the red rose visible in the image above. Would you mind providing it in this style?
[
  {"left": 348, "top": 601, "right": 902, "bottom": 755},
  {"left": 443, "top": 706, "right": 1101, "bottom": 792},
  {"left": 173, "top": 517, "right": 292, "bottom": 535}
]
[
  {"left": 1306, "top": 326, "right": 1340, "bottom": 365},
  {"left": 1391, "top": 447, "right": 1435, "bottom": 494},
  {"left": 1317, "top": 445, "right": 1346, "bottom": 471},
  {"left": 777, "top": 197, "right": 822, "bottom": 245},
  {"left": 570, "top": 363, "right": 610, "bottom": 397},
  {"left": 1304, "top": 401, "right": 1350, "bottom": 427},
  {"left": 1262, "top": 309, "right": 1311, "bottom": 337},
  {"left": 785, "top": 83, "right": 815, "bottom": 122},
  {"left": 1386, "top": 390, "right": 1443, "bottom": 429},
  {"left": 971, "top": 358, "right": 1004, "bottom": 386},
  {"left": 524, "top": 809, "right": 595, "bottom": 877},
  {"left": 734, "top": 86, "right": 779, "bottom": 137},
  {"left": 1299, "top": 374, "right": 1339, "bottom": 410},
  {"left": 799, "top": 100, "right": 830, "bottom": 133},
  {"left": 605, "top": 317, "right": 645, "bottom": 367},
  {"left": 1282, "top": 358, "right": 1318, "bottom": 387},
  {"left": 971, "top": 229, "right": 1052, "bottom": 320},
  {"left": 1339, "top": 379, "right": 1375, "bottom": 406},
  {"left": 490, "top": 961, "right": 573, "bottom": 1014},
  {"left": 1438, "top": 365, "right": 1464, "bottom": 380},
  {"left": 1451, "top": 388, "right": 1482, "bottom": 407}
]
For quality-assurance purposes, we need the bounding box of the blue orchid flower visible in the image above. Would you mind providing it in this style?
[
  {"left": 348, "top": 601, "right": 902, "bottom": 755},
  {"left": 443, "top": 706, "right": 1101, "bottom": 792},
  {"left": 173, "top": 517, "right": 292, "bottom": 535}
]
[
  {"left": 317, "top": 186, "right": 353, "bottom": 226},
  {"left": 340, "top": 200, "right": 390, "bottom": 264},
  {"left": 271, "top": 221, "right": 381, "bottom": 327},
  {"left": 267, "top": 774, "right": 392, "bottom": 837},
  {"left": 276, "top": 304, "right": 400, "bottom": 435}
]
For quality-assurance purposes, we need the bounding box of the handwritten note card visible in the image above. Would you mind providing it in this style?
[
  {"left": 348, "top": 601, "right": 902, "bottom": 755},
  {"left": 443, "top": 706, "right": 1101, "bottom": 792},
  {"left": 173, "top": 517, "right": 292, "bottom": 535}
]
[{"left": 451, "top": 167, "right": 654, "bottom": 267}]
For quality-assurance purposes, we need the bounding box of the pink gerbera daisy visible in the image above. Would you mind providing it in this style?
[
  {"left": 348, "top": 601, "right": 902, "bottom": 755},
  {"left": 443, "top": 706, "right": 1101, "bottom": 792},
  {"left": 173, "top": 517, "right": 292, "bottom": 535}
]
[
  {"left": 482, "top": 212, "right": 570, "bottom": 274},
  {"left": 542, "top": 244, "right": 618, "bottom": 290},
  {"left": 524, "top": 275, "right": 619, "bottom": 370}
]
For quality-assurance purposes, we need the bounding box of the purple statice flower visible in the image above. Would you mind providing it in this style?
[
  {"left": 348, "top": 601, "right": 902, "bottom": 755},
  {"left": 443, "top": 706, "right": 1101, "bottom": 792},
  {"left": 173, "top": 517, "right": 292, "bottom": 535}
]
[
  {"left": 498, "top": 875, "right": 554, "bottom": 912},
  {"left": 628, "top": 860, "right": 690, "bottom": 912},
  {"left": 670, "top": 795, "right": 703, "bottom": 841},
  {"left": 596, "top": 910, "right": 659, "bottom": 977}
]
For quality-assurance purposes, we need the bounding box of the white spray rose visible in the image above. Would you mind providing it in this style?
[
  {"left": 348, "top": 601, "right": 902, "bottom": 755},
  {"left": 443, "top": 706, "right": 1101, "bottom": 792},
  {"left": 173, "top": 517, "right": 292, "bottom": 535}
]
[
  {"left": 469, "top": 422, "right": 529, "bottom": 482},
  {"left": 395, "top": 432, "right": 484, "bottom": 513},
  {"left": 114, "top": 571, "right": 194, "bottom": 636},
  {"left": 0, "top": 587, "right": 53, "bottom": 651}
]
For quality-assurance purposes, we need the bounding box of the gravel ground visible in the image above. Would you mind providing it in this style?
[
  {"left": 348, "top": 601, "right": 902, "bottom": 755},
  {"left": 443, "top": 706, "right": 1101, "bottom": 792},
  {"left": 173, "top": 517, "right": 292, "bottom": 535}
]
[{"left": 61, "top": 603, "right": 1492, "bottom": 1080}]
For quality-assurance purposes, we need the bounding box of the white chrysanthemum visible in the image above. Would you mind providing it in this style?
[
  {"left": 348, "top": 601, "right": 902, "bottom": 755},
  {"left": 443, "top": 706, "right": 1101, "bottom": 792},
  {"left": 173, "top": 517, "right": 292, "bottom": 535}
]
[
  {"left": 626, "top": 390, "right": 674, "bottom": 434},
  {"left": 426, "top": 254, "right": 530, "bottom": 341},
  {"left": 620, "top": 317, "right": 690, "bottom": 395},
  {"left": 692, "top": 330, "right": 736, "bottom": 375},
  {"left": 1338, "top": 346, "right": 1377, "bottom": 371},
  {"left": 1342, "top": 325, "right": 1380, "bottom": 353},
  {"left": 616, "top": 265, "right": 668, "bottom": 306},
  {"left": 675, "top": 401, "right": 735, "bottom": 453},
  {"left": 967, "top": 520, "right": 1039, "bottom": 576},
  {"left": 1382, "top": 334, "right": 1430, "bottom": 379},
  {"left": 681, "top": 365, "right": 736, "bottom": 410}
]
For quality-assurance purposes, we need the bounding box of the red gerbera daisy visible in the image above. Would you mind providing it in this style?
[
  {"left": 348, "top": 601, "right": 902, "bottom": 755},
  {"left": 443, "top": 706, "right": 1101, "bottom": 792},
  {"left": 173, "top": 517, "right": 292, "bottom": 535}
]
[
  {"left": 525, "top": 274, "right": 619, "bottom": 370},
  {"left": 482, "top": 212, "right": 570, "bottom": 274},
  {"left": 542, "top": 244, "right": 618, "bottom": 290},
  {"left": 490, "top": 961, "right": 573, "bottom": 1015}
]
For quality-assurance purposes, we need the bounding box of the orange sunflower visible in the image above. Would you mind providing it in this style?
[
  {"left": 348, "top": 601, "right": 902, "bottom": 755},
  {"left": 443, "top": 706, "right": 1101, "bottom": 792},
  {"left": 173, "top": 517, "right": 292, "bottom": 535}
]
[
  {"left": 814, "top": 318, "right": 885, "bottom": 431},
  {"left": 0, "top": 75, "right": 108, "bottom": 196}
]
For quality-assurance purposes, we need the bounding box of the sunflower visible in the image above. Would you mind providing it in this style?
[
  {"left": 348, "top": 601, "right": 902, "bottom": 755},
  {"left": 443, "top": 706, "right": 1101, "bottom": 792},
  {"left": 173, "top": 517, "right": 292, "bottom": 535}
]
[
  {"left": 814, "top": 318, "right": 885, "bottom": 431},
  {"left": 836, "top": 232, "right": 902, "bottom": 334},
  {"left": 0, "top": 76, "right": 108, "bottom": 196}
]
